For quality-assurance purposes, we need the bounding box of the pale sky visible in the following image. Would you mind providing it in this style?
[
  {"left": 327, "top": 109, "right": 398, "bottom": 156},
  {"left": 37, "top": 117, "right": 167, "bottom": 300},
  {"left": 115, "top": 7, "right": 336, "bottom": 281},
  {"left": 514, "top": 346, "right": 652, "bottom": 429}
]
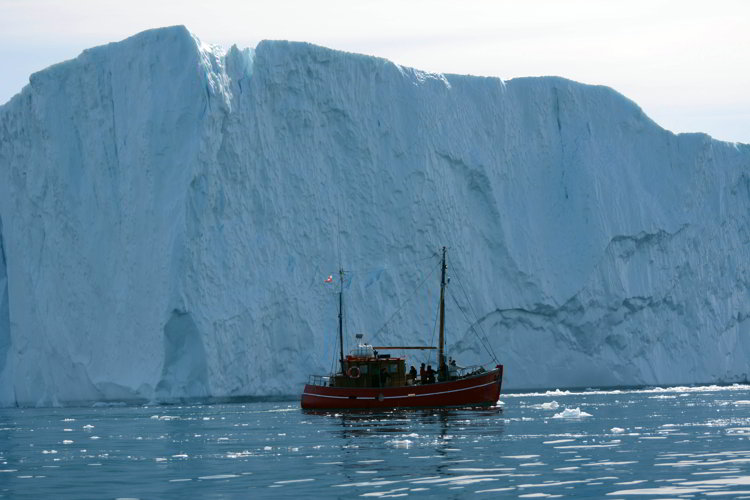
[{"left": 1, "top": 0, "right": 748, "bottom": 143}]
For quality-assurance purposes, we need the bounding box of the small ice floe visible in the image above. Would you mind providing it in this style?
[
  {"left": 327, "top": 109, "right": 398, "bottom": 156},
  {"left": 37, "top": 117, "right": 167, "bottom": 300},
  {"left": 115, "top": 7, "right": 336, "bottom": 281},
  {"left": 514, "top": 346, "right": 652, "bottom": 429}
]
[
  {"left": 734, "top": 400, "right": 750, "bottom": 406},
  {"left": 263, "top": 446, "right": 272, "bottom": 451},
  {"left": 82, "top": 425, "right": 94, "bottom": 430},
  {"left": 538, "top": 401, "right": 559, "bottom": 410},
  {"left": 384, "top": 439, "right": 412, "bottom": 448},
  {"left": 198, "top": 474, "right": 240, "bottom": 480},
  {"left": 552, "top": 408, "right": 592, "bottom": 419},
  {"left": 150, "top": 415, "right": 178, "bottom": 421},
  {"left": 62, "top": 440, "right": 73, "bottom": 445},
  {"left": 273, "top": 478, "right": 315, "bottom": 485},
  {"left": 62, "top": 418, "right": 76, "bottom": 422},
  {"left": 610, "top": 427, "right": 625, "bottom": 433}
]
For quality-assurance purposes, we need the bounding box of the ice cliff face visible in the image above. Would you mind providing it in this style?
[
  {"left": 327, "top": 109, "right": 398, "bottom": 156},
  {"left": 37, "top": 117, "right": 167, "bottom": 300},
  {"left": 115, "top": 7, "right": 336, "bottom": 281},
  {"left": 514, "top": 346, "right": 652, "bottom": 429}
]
[{"left": 0, "top": 26, "right": 748, "bottom": 406}]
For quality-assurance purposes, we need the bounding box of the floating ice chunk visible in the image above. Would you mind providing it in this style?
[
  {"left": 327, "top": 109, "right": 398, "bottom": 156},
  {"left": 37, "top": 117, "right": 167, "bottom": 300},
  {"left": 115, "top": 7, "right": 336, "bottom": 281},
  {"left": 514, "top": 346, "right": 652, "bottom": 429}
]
[
  {"left": 62, "top": 440, "right": 73, "bottom": 444},
  {"left": 385, "top": 439, "right": 412, "bottom": 448},
  {"left": 552, "top": 408, "right": 592, "bottom": 419},
  {"left": 611, "top": 427, "right": 625, "bottom": 433},
  {"left": 539, "top": 401, "right": 559, "bottom": 410},
  {"left": 735, "top": 401, "right": 750, "bottom": 406},
  {"left": 82, "top": 425, "right": 94, "bottom": 429}
]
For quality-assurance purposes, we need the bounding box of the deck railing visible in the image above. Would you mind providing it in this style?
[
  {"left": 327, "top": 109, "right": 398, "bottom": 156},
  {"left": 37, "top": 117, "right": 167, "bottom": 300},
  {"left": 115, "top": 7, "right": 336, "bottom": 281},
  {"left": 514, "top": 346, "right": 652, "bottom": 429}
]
[{"left": 306, "top": 364, "right": 495, "bottom": 387}]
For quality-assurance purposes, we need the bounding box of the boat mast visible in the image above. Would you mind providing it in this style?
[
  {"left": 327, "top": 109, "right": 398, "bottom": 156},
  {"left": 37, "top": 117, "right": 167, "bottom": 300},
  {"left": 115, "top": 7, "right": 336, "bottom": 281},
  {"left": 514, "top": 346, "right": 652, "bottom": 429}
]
[
  {"left": 338, "top": 268, "right": 345, "bottom": 374},
  {"left": 438, "top": 246, "right": 447, "bottom": 381}
]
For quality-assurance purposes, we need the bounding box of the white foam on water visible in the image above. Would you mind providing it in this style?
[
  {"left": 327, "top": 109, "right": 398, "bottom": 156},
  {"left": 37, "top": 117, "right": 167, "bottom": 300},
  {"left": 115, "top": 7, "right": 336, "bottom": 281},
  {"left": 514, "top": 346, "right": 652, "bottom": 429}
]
[
  {"left": 198, "top": 474, "right": 240, "bottom": 480},
  {"left": 273, "top": 478, "right": 315, "bottom": 484},
  {"left": 503, "top": 455, "right": 540, "bottom": 459}
]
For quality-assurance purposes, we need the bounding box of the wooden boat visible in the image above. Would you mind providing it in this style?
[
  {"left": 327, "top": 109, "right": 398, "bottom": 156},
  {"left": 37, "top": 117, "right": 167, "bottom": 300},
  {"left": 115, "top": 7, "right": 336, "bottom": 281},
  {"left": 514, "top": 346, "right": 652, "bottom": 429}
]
[{"left": 301, "top": 247, "right": 503, "bottom": 410}]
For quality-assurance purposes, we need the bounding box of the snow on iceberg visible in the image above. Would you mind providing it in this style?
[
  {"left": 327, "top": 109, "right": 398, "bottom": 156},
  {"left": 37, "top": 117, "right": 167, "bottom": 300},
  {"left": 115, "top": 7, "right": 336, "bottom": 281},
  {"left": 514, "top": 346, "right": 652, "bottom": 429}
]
[{"left": 0, "top": 26, "right": 749, "bottom": 406}]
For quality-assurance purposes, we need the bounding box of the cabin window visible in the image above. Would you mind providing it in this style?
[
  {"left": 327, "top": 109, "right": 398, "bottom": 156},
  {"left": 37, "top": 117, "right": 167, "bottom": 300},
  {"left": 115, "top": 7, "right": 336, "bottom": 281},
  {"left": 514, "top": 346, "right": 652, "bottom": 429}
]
[
  {"left": 388, "top": 364, "right": 398, "bottom": 374},
  {"left": 358, "top": 365, "right": 369, "bottom": 374}
]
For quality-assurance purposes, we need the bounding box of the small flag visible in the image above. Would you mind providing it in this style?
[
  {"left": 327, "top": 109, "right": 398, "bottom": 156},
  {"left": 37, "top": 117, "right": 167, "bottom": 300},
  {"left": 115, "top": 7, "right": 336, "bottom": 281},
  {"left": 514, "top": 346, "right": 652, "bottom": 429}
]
[{"left": 324, "top": 275, "right": 333, "bottom": 283}]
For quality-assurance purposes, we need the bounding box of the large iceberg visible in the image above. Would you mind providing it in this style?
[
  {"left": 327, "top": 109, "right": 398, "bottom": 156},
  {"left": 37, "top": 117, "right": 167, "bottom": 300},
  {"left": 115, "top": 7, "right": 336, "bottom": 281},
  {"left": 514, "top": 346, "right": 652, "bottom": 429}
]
[{"left": 0, "top": 26, "right": 748, "bottom": 406}]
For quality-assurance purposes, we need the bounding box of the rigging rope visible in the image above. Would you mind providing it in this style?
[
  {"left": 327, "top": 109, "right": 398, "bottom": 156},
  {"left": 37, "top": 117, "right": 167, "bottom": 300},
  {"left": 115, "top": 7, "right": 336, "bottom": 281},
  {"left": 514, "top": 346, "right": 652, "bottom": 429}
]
[
  {"left": 447, "top": 256, "right": 499, "bottom": 362},
  {"left": 371, "top": 259, "right": 441, "bottom": 340}
]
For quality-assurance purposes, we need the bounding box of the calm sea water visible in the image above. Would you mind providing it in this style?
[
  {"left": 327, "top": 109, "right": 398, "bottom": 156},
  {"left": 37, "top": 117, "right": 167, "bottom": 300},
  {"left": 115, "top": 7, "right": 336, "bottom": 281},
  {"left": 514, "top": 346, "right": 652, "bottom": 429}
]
[{"left": 2, "top": 385, "right": 750, "bottom": 499}]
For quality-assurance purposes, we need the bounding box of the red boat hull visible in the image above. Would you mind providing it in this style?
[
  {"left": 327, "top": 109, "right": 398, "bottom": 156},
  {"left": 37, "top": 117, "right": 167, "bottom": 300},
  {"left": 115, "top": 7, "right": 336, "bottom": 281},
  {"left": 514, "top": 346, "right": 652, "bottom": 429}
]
[{"left": 301, "top": 365, "right": 503, "bottom": 410}]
